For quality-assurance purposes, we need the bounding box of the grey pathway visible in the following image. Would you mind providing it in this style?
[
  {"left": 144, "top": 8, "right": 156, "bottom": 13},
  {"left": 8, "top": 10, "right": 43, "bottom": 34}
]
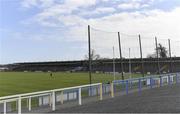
[{"left": 52, "top": 84, "right": 180, "bottom": 113}]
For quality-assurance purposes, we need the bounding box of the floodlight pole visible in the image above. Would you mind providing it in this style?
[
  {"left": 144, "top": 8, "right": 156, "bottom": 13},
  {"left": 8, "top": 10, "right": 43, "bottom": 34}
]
[
  {"left": 113, "top": 46, "right": 116, "bottom": 81},
  {"left": 138, "top": 34, "right": 145, "bottom": 78},
  {"left": 155, "top": 37, "right": 160, "bottom": 74},
  {"left": 168, "top": 39, "right": 173, "bottom": 73},
  {"left": 118, "top": 32, "right": 124, "bottom": 80},
  {"left": 88, "top": 25, "right": 92, "bottom": 84}
]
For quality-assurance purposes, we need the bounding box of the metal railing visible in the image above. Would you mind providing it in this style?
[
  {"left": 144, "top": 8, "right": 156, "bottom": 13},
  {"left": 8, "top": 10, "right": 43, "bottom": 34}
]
[
  {"left": 1, "top": 72, "right": 180, "bottom": 114},
  {"left": 0, "top": 83, "right": 102, "bottom": 114},
  {"left": 113, "top": 72, "right": 180, "bottom": 96}
]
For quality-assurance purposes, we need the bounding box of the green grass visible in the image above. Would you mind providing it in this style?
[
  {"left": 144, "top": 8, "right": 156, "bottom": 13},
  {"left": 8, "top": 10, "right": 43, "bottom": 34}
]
[{"left": 0, "top": 72, "right": 142, "bottom": 97}]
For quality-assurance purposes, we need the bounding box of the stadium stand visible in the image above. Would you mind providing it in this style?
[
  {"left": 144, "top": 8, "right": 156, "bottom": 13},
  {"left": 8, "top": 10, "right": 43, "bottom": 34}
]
[{"left": 4, "top": 57, "right": 180, "bottom": 74}]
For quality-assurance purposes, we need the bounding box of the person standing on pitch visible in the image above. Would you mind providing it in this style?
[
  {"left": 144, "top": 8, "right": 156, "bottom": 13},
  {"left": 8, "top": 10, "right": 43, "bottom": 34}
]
[{"left": 50, "top": 72, "right": 53, "bottom": 78}]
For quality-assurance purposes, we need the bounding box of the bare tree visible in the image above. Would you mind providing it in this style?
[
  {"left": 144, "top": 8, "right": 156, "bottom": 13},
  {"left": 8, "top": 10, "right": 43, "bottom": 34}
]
[
  {"left": 147, "top": 43, "right": 168, "bottom": 58},
  {"left": 157, "top": 43, "right": 168, "bottom": 58},
  {"left": 85, "top": 49, "right": 100, "bottom": 60}
]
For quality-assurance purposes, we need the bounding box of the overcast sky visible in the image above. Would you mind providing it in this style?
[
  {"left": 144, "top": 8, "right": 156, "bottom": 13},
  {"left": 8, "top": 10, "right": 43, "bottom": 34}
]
[{"left": 0, "top": 0, "right": 180, "bottom": 64}]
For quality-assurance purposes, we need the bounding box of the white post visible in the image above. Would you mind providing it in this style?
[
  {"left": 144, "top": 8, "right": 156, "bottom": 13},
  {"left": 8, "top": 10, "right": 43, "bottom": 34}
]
[
  {"left": 113, "top": 46, "right": 116, "bottom": 81},
  {"left": 18, "top": 97, "right": 21, "bottom": 114},
  {"left": 111, "top": 83, "right": 114, "bottom": 98},
  {"left": 60, "top": 91, "right": 64, "bottom": 104},
  {"left": 49, "top": 94, "right": 52, "bottom": 106},
  {"left": 28, "top": 97, "right": 31, "bottom": 111},
  {"left": 4, "top": 101, "right": 6, "bottom": 114},
  {"left": 78, "top": 88, "right": 82, "bottom": 105},
  {"left": 52, "top": 91, "right": 55, "bottom": 111}
]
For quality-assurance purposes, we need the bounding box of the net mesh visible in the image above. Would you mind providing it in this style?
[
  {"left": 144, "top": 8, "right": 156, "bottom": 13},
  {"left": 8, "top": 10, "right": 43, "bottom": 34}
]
[
  {"left": 89, "top": 26, "right": 180, "bottom": 79},
  {"left": 91, "top": 28, "right": 119, "bottom": 59},
  {"left": 171, "top": 40, "right": 180, "bottom": 57},
  {"left": 141, "top": 37, "right": 156, "bottom": 58}
]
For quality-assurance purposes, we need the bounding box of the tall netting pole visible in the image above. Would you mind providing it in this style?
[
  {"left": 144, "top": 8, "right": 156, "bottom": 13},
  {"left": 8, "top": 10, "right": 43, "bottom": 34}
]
[
  {"left": 168, "top": 39, "right": 173, "bottom": 73},
  {"left": 138, "top": 34, "right": 144, "bottom": 77},
  {"left": 158, "top": 38, "right": 169, "bottom": 73},
  {"left": 171, "top": 40, "right": 180, "bottom": 72},
  {"left": 88, "top": 25, "right": 92, "bottom": 84},
  {"left": 113, "top": 46, "right": 116, "bottom": 81},
  {"left": 155, "top": 37, "right": 160, "bottom": 74},
  {"left": 118, "top": 32, "right": 124, "bottom": 80},
  {"left": 129, "top": 48, "right": 132, "bottom": 79}
]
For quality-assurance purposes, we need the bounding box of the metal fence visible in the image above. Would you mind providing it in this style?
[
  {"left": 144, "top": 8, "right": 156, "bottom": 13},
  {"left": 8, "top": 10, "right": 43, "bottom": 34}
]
[
  {"left": 0, "top": 83, "right": 102, "bottom": 114},
  {"left": 113, "top": 72, "right": 180, "bottom": 96}
]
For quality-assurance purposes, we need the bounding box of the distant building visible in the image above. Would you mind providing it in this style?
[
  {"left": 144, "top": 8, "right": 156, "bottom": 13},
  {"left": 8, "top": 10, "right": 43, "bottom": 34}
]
[{"left": 0, "top": 66, "right": 9, "bottom": 71}]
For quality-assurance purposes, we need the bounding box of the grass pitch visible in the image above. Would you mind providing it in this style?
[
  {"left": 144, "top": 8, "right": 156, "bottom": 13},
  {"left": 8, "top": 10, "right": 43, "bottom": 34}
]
[{"left": 0, "top": 72, "right": 141, "bottom": 97}]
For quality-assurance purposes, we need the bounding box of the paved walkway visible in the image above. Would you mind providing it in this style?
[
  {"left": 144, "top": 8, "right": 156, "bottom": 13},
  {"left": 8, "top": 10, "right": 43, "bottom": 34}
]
[{"left": 53, "top": 84, "right": 180, "bottom": 113}]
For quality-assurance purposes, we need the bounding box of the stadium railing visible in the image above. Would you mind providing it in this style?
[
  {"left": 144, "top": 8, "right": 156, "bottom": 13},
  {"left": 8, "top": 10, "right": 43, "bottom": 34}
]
[
  {"left": 112, "top": 72, "right": 180, "bottom": 96},
  {"left": 1, "top": 72, "right": 180, "bottom": 114},
  {"left": 0, "top": 83, "right": 102, "bottom": 114}
]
